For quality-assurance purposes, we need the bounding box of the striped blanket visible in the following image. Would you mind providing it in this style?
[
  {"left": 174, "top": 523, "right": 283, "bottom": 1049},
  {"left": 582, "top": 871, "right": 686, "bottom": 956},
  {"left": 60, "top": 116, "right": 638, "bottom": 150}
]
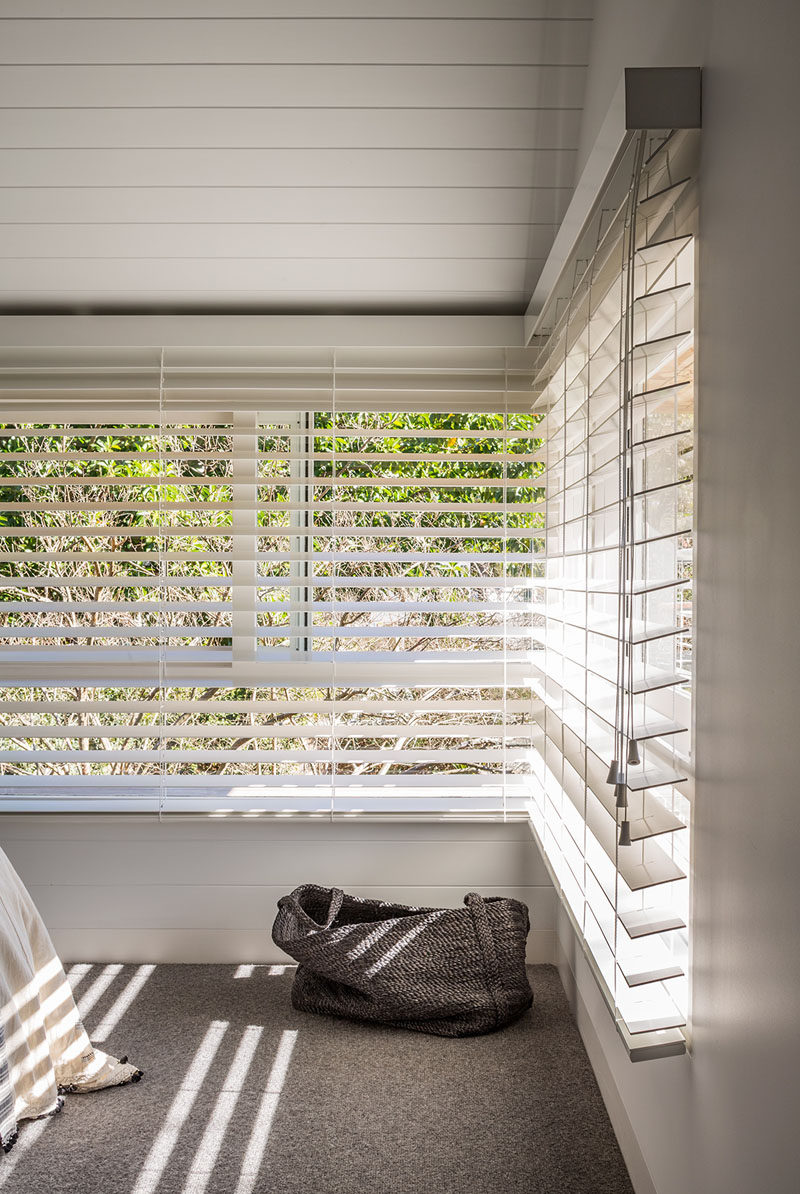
[{"left": 0, "top": 845, "right": 141, "bottom": 1153}]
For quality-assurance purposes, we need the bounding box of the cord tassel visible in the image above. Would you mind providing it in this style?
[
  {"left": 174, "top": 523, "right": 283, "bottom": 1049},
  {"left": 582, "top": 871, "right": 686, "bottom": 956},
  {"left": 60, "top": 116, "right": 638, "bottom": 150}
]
[
  {"left": 626, "top": 739, "right": 641, "bottom": 766},
  {"left": 618, "top": 820, "right": 632, "bottom": 847},
  {"left": 614, "top": 780, "right": 628, "bottom": 808},
  {"left": 606, "top": 759, "right": 620, "bottom": 784}
]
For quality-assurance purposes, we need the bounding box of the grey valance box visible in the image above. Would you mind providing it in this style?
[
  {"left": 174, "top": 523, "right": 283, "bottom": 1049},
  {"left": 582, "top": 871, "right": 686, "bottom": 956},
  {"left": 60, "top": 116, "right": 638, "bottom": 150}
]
[{"left": 272, "top": 885, "right": 533, "bottom": 1037}]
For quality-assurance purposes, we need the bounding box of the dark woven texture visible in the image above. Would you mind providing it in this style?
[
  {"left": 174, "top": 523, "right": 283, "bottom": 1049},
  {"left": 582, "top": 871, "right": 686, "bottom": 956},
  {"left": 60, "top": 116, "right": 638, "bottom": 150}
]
[{"left": 272, "top": 885, "right": 534, "bottom": 1036}]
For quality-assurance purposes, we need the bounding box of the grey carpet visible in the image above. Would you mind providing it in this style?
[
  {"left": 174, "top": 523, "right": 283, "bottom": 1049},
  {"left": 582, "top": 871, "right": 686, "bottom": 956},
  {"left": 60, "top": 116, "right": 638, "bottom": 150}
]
[{"left": 0, "top": 964, "right": 634, "bottom": 1194}]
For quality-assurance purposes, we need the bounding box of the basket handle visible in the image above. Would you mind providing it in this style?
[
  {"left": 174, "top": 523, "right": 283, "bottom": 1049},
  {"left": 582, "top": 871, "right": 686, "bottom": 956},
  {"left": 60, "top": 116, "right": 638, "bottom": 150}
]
[
  {"left": 321, "top": 887, "right": 345, "bottom": 929},
  {"left": 278, "top": 885, "right": 345, "bottom": 932},
  {"left": 465, "top": 892, "right": 505, "bottom": 1028}
]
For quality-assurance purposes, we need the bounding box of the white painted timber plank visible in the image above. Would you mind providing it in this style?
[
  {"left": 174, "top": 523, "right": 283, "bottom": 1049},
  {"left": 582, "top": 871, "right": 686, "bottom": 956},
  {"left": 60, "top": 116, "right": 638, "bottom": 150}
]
[
  {"left": 5, "top": 837, "right": 552, "bottom": 888},
  {"left": 0, "top": 3, "right": 594, "bottom": 22},
  {"left": 27, "top": 884, "right": 556, "bottom": 932},
  {"left": 0, "top": 147, "right": 578, "bottom": 189},
  {"left": 0, "top": 257, "right": 531, "bottom": 292},
  {"left": 0, "top": 108, "right": 584, "bottom": 152},
  {"left": 0, "top": 814, "right": 536, "bottom": 841},
  {"left": 0, "top": 187, "right": 572, "bottom": 225},
  {"left": 0, "top": 65, "right": 589, "bottom": 109},
  {"left": 0, "top": 18, "right": 591, "bottom": 66},
  {"left": 50, "top": 926, "right": 556, "bottom": 965},
  {"left": 0, "top": 222, "right": 558, "bottom": 260}
]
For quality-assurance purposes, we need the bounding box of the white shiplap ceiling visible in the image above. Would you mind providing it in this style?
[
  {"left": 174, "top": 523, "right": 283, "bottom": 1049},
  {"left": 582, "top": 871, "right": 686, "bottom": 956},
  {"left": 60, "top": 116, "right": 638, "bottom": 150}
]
[{"left": 0, "top": 0, "right": 593, "bottom": 314}]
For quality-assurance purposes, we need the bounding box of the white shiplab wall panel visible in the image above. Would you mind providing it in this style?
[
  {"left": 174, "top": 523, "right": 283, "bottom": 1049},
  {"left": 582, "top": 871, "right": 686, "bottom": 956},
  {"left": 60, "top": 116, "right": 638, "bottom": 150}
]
[
  {"left": 0, "top": 3, "right": 590, "bottom": 311},
  {"left": 8, "top": 837, "right": 552, "bottom": 890},
  {"left": 0, "top": 147, "right": 578, "bottom": 189},
  {"left": 1, "top": 17, "right": 591, "bottom": 66},
  {"left": 0, "top": 2, "right": 594, "bottom": 20},
  {"left": 0, "top": 816, "right": 555, "bottom": 964},
  {"left": 0, "top": 65, "right": 588, "bottom": 110},
  {"left": 0, "top": 187, "right": 574, "bottom": 226},
  {"left": 0, "top": 222, "right": 559, "bottom": 261},
  {"left": 27, "top": 886, "right": 556, "bottom": 934},
  {"left": 1, "top": 108, "right": 584, "bottom": 152},
  {"left": 0, "top": 257, "right": 532, "bottom": 294}
]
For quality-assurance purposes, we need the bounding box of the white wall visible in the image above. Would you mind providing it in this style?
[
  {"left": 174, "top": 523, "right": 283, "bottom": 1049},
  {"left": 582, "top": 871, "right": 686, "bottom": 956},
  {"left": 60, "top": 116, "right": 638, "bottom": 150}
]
[
  {"left": 0, "top": 816, "right": 555, "bottom": 965},
  {"left": 555, "top": 4, "right": 800, "bottom": 1194},
  {"left": 0, "top": 1, "right": 589, "bottom": 313}
]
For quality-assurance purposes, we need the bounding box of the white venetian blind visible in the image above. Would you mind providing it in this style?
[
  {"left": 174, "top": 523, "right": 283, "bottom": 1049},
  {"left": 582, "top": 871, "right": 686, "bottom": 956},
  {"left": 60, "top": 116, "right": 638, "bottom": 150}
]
[
  {"left": 526, "top": 128, "right": 698, "bottom": 1050},
  {"left": 0, "top": 345, "right": 541, "bottom": 817}
]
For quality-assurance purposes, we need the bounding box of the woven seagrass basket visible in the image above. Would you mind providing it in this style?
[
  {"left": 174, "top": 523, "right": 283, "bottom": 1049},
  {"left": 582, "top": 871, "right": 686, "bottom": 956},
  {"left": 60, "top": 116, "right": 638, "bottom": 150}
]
[{"left": 272, "top": 884, "right": 533, "bottom": 1037}]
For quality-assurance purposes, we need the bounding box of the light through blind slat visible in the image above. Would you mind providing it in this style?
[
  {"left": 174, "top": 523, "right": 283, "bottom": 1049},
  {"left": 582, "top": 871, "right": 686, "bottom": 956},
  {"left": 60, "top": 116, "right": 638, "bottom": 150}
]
[
  {"left": 526, "top": 127, "right": 698, "bottom": 1046},
  {"left": 0, "top": 346, "right": 542, "bottom": 818}
]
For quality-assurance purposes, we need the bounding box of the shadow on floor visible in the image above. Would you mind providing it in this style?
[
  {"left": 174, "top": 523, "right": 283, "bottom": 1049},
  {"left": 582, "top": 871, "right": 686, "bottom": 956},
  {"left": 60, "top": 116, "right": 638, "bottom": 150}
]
[{"left": 0, "top": 964, "right": 633, "bottom": 1194}]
